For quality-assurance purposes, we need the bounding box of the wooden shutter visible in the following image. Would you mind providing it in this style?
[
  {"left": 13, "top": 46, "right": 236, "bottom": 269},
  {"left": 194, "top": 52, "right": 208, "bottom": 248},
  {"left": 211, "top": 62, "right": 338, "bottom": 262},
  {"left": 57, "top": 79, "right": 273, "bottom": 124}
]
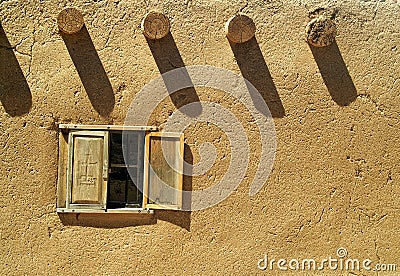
[
  {"left": 144, "top": 132, "right": 184, "bottom": 210},
  {"left": 66, "top": 131, "right": 109, "bottom": 210}
]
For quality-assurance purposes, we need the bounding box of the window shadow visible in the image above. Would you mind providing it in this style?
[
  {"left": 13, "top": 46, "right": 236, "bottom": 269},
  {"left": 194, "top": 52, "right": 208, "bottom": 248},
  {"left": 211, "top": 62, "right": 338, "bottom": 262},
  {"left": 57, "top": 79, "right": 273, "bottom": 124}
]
[
  {"left": 61, "top": 25, "right": 114, "bottom": 116},
  {"left": 146, "top": 33, "right": 201, "bottom": 117},
  {"left": 0, "top": 23, "right": 32, "bottom": 116},
  {"left": 229, "top": 37, "right": 285, "bottom": 118},
  {"left": 309, "top": 41, "right": 357, "bottom": 106},
  {"left": 58, "top": 213, "right": 157, "bottom": 228},
  {"left": 154, "top": 144, "right": 193, "bottom": 231}
]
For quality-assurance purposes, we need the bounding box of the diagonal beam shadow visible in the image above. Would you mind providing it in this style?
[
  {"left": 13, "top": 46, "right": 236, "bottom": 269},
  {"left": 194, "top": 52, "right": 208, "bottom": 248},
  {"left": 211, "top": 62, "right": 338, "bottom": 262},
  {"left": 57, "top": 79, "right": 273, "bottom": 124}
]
[
  {"left": 61, "top": 25, "right": 115, "bottom": 117},
  {"left": 229, "top": 36, "right": 285, "bottom": 118},
  {"left": 0, "top": 22, "right": 32, "bottom": 117},
  {"left": 146, "top": 33, "right": 202, "bottom": 117},
  {"left": 309, "top": 41, "right": 357, "bottom": 106}
]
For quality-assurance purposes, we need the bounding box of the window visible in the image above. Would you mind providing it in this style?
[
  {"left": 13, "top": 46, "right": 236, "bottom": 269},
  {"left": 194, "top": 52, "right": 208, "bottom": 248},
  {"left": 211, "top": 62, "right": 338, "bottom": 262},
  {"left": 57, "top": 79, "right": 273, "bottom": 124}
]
[{"left": 57, "top": 124, "right": 184, "bottom": 213}]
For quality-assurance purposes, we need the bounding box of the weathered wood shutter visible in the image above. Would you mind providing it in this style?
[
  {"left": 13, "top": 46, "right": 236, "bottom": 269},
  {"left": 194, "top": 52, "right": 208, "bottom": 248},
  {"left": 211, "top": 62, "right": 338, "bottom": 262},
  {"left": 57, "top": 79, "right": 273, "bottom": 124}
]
[
  {"left": 144, "top": 132, "right": 184, "bottom": 210},
  {"left": 66, "top": 131, "right": 109, "bottom": 210}
]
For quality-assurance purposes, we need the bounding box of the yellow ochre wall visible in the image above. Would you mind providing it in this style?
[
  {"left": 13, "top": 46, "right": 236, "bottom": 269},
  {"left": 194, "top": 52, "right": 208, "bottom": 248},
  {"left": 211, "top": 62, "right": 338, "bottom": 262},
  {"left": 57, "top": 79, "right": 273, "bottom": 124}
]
[{"left": 1, "top": 0, "right": 399, "bottom": 275}]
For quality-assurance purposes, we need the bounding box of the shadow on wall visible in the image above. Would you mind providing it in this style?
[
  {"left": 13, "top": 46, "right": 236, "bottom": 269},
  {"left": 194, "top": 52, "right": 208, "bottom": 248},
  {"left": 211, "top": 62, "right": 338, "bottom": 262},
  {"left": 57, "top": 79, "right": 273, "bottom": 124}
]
[
  {"left": 61, "top": 25, "right": 114, "bottom": 117},
  {"left": 0, "top": 23, "right": 32, "bottom": 116},
  {"left": 229, "top": 37, "right": 285, "bottom": 118},
  {"left": 58, "top": 144, "right": 193, "bottom": 231},
  {"left": 309, "top": 41, "right": 357, "bottom": 106},
  {"left": 58, "top": 213, "right": 157, "bottom": 228},
  {"left": 146, "top": 33, "right": 202, "bottom": 117}
]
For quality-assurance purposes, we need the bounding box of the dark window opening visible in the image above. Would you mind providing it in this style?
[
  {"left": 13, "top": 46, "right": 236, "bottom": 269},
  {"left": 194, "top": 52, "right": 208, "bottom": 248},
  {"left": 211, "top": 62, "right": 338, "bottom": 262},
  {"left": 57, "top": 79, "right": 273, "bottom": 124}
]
[{"left": 107, "top": 131, "right": 145, "bottom": 209}]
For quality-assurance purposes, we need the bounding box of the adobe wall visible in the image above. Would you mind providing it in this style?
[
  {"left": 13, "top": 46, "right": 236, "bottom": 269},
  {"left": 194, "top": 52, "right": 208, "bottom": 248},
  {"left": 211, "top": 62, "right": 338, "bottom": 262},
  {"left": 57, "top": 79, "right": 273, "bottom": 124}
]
[{"left": 1, "top": 0, "right": 399, "bottom": 274}]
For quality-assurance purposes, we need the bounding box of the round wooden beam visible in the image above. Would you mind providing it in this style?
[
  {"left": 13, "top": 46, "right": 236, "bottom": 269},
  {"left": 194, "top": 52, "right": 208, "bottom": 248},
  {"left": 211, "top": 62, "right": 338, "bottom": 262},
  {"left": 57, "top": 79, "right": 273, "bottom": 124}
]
[
  {"left": 305, "top": 16, "right": 337, "bottom": 47},
  {"left": 57, "top": 8, "right": 84, "bottom": 35},
  {"left": 141, "top": 12, "right": 170, "bottom": 40},
  {"left": 225, "top": 14, "right": 256, "bottom": 44}
]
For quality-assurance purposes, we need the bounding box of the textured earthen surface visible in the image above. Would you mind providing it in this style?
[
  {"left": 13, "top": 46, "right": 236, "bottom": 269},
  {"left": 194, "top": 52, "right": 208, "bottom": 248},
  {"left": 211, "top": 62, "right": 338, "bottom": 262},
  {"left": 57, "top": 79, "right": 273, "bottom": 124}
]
[{"left": 0, "top": 0, "right": 399, "bottom": 275}]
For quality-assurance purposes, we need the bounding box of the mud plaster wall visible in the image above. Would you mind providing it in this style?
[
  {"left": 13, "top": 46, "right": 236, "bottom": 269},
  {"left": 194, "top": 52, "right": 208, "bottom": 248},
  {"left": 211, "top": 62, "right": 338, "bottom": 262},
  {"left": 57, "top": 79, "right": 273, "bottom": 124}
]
[{"left": 0, "top": 0, "right": 399, "bottom": 275}]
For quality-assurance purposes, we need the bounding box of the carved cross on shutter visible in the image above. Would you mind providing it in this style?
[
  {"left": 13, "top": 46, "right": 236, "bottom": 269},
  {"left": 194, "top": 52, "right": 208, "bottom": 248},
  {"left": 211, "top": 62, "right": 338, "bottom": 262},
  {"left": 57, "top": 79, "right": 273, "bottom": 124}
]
[{"left": 67, "top": 131, "right": 109, "bottom": 210}]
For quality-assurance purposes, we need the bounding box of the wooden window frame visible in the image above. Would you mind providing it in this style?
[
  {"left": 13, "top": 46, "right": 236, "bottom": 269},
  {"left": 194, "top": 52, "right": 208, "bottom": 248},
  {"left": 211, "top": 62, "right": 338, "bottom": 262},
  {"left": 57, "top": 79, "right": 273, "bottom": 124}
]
[
  {"left": 143, "top": 132, "right": 184, "bottom": 210},
  {"left": 56, "top": 124, "right": 184, "bottom": 214}
]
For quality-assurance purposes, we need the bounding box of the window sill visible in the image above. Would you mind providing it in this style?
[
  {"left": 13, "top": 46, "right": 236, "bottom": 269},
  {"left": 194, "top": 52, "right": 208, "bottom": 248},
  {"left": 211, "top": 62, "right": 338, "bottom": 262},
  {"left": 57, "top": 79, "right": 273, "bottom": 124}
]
[{"left": 56, "top": 208, "right": 154, "bottom": 214}]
